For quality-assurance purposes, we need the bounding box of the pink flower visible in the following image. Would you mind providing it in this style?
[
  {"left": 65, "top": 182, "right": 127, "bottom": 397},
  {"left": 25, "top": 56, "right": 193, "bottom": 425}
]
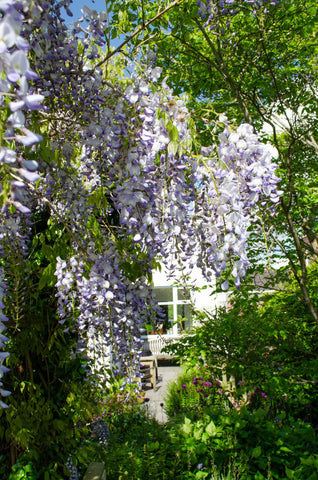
[{"left": 202, "top": 381, "right": 212, "bottom": 387}]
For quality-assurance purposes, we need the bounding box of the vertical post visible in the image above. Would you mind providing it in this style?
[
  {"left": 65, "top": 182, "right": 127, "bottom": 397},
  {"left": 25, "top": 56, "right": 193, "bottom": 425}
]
[{"left": 172, "top": 287, "right": 178, "bottom": 336}]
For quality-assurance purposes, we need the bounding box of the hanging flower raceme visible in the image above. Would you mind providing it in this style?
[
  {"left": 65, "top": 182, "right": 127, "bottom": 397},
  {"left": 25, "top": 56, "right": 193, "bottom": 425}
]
[
  {"left": 0, "top": 1, "right": 44, "bottom": 214},
  {"left": 54, "top": 245, "right": 159, "bottom": 386},
  {"left": 194, "top": 122, "right": 281, "bottom": 289},
  {"left": 40, "top": 49, "right": 281, "bottom": 384},
  {"left": 112, "top": 70, "right": 282, "bottom": 289},
  {"left": 0, "top": 0, "right": 46, "bottom": 408}
]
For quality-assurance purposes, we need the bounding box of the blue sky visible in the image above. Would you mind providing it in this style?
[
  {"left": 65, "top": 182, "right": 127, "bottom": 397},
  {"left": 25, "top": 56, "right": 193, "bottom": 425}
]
[
  {"left": 64, "top": 0, "right": 107, "bottom": 22},
  {"left": 62, "top": 0, "right": 128, "bottom": 51}
]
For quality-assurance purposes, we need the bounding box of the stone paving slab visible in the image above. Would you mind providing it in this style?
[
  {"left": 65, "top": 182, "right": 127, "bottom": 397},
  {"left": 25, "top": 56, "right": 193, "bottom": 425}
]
[{"left": 142, "top": 365, "right": 181, "bottom": 423}]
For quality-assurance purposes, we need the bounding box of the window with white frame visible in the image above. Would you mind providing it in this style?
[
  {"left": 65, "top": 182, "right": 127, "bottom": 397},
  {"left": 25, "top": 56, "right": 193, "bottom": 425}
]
[{"left": 153, "top": 286, "right": 192, "bottom": 335}]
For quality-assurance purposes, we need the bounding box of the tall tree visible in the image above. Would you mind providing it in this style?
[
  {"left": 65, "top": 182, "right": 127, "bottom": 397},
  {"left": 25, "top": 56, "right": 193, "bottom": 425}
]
[{"left": 108, "top": 0, "right": 318, "bottom": 321}]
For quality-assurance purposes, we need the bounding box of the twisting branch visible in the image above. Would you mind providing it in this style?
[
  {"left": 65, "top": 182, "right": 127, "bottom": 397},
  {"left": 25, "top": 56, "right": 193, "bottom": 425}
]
[
  {"left": 91, "top": 0, "right": 187, "bottom": 71},
  {"left": 280, "top": 197, "right": 318, "bottom": 324},
  {"left": 193, "top": 17, "right": 253, "bottom": 124}
]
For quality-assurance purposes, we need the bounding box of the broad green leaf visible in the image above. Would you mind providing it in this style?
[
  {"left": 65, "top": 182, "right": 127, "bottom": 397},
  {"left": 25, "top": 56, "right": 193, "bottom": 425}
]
[
  {"left": 285, "top": 467, "right": 295, "bottom": 479},
  {"left": 183, "top": 417, "right": 193, "bottom": 435},
  {"left": 251, "top": 446, "right": 262, "bottom": 458},
  {"left": 168, "top": 141, "right": 179, "bottom": 155},
  {"left": 205, "top": 420, "right": 217, "bottom": 437}
]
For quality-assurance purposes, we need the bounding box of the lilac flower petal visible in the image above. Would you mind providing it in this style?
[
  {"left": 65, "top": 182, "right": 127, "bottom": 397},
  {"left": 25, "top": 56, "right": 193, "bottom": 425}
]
[
  {"left": 25, "top": 94, "right": 44, "bottom": 110},
  {"left": 0, "top": 389, "right": 11, "bottom": 397},
  {"left": 9, "top": 50, "right": 29, "bottom": 75},
  {"left": 18, "top": 168, "right": 40, "bottom": 182},
  {"left": 16, "top": 35, "right": 30, "bottom": 51},
  {"left": 9, "top": 99, "right": 25, "bottom": 111},
  {"left": 7, "top": 71, "right": 20, "bottom": 83},
  {"left": 25, "top": 69, "right": 38, "bottom": 81},
  {"left": 0, "top": 147, "right": 16, "bottom": 163},
  {"left": 22, "top": 160, "right": 38, "bottom": 171},
  {"left": 12, "top": 201, "right": 31, "bottom": 213},
  {"left": 16, "top": 129, "right": 43, "bottom": 146},
  {"left": 8, "top": 110, "right": 25, "bottom": 127},
  {"left": 221, "top": 279, "right": 229, "bottom": 291}
]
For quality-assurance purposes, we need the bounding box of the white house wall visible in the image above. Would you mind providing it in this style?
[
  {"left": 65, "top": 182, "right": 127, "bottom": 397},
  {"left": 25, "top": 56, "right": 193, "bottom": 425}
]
[{"left": 152, "top": 264, "right": 228, "bottom": 315}]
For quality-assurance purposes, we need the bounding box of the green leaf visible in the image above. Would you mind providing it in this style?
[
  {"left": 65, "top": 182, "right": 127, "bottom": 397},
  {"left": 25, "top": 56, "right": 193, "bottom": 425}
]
[
  {"left": 183, "top": 417, "right": 193, "bottom": 435},
  {"left": 39, "top": 263, "right": 56, "bottom": 290},
  {"left": 251, "top": 446, "right": 262, "bottom": 458},
  {"left": 9, "top": 203, "right": 16, "bottom": 214},
  {"left": 300, "top": 455, "right": 318, "bottom": 467},
  {"left": 280, "top": 446, "right": 293, "bottom": 453},
  {"left": 285, "top": 467, "right": 295, "bottom": 479},
  {"left": 254, "top": 472, "right": 266, "bottom": 480},
  {"left": 168, "top": 141, "right": 178, "bottom": 155},
  {"left": 195, "top": 472, "right": 209, "bottom": 479},
  {"left": 168, "top": 124, "right": 179, "bottom": 142},
  {"left": 205, "top": 420, "right": 217, "bottom": 437},
  {"left": 193, "top": 426, "right": 203, "bottom": 440},
  {"left": 307, "top": 474, "right": 318, "bottom": 480}
]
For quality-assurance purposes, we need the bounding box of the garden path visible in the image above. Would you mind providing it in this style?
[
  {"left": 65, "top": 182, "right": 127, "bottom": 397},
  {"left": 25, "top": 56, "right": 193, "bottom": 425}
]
[{"left": 142, "top": 365, "right": 181, "bottom": 423}]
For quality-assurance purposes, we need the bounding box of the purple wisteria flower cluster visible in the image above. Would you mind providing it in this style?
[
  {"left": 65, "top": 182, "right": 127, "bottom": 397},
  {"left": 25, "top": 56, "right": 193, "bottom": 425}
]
[
  {"left": 108, "top": 71, "right": 281, "bottom": 291},
  {"left": 0, "top": 0, "right": 44, "bottom": 213},
  {"left": 195, "top": 122, "right": 281, "bottom": 289},
  {"left": 54, "top": 250, "right": 158, "bottom": 383},
  {"left": 197, "top": 0, "right": 281, "bottom": 28},
  {"left": 0, "top": 0, "right": 45, "bottom": 407},
  {"left": 51, "top": 58, "right": 281, "bottom": 384}
]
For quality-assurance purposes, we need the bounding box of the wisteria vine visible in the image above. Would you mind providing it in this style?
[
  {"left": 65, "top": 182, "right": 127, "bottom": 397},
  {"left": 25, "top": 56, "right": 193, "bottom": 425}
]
[
  {"left": 0, "top": 0, "right": 45, "bottom": 408},
  {"left": 0, "top": 0, "right": 282, "bottom": 406},
  {"left": 197, "top": 0, "right": 281, "bottom": 28}
]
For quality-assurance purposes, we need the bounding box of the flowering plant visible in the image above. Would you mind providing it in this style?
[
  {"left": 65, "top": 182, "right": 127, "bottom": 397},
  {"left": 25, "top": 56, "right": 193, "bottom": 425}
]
[{"left": 0, "top": 2, "right": 284, "bottom": 426}]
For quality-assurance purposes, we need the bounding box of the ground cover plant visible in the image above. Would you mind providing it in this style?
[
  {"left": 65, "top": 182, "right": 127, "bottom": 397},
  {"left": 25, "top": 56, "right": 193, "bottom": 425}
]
[
  {"left": 103, "top": 402, "right": 183, "bottom": 480},
  {"left": 0, "top": 0, "right": 317, "bottom": 478},
  {"left": 163, "top": 367, "right": 318, "bottom": 479},
  {"left": 92, "top": 361, "right": 318, "bottom": 480}
]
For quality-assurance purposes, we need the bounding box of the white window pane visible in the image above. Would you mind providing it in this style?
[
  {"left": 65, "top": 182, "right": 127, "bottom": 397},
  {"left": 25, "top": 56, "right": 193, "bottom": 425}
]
[
  {"left": 177, "top": 288, "right": 190, "bottom": 301},
  {"left": 154, "top": 287, "right": 173, "bottom": 302},
  {"left": 158, "top": 304, "right": 174, "bottom": 334},
  {"left": 177, "top": 304, "right": 192, "bottom": 333}
]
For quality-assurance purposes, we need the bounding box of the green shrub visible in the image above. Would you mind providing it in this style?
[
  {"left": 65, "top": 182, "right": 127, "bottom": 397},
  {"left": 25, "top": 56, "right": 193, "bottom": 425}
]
[
  {"left": 103, "top": 405, "right": 185, "bottom": 480},
  {"left": 164, "top": 366, "right": 230, "bottom": 421},
  {"left": 164, "top": 367, "right": 318, "bottom": 479}
]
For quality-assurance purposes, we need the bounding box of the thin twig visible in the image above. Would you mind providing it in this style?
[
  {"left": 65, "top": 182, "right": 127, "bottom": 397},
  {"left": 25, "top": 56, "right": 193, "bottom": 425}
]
[{"left": 91, "top": 0, "right": 186, "bottom": 72}]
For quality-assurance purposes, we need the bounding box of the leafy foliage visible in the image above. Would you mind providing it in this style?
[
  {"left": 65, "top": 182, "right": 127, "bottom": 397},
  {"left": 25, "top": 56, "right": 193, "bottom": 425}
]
[
  {"left": 1, "top": 0, "right": 318, "bottom": 477},
  {"left": 161, "top": 261, "right": 318, "bottom": 478},
  {"left": 165, "top": 262, "right": 318, "bottom": 398},
  {"left": 112, "top": 0, "right": 318, "bottom": 321}
]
